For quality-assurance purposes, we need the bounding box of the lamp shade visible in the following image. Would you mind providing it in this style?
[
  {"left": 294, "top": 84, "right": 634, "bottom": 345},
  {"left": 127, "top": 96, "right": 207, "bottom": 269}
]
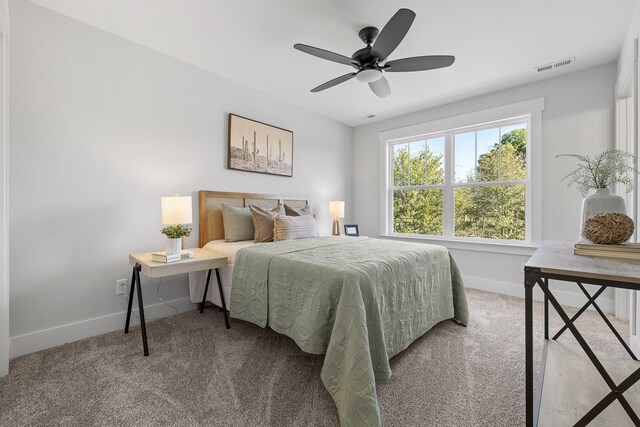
[
  {"left": 329, "top": 201, "right": 345, "bottom": 219},
  {"left": 161, "top": 195, "right": 193, "bottom": 225}
]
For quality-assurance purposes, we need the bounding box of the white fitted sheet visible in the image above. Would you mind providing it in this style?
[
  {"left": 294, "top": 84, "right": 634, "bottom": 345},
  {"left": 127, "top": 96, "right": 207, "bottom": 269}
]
[
  {"left": 188, "top": 240, "right": 256, "bottom": 308},
  {"left": 201, "top": 239, "right": 257, "bottom": 264}
]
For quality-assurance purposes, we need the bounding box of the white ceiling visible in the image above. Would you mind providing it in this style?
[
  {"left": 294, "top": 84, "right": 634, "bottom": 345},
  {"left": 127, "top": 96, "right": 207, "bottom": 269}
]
[{"left": 29, "top": 0, "right": 639, "bottom": 127}]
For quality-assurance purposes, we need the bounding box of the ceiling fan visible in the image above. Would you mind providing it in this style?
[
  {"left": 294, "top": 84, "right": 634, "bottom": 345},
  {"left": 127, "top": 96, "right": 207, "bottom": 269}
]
[{"left": 293, "top": 8, "right": 455, "bottom": 98}]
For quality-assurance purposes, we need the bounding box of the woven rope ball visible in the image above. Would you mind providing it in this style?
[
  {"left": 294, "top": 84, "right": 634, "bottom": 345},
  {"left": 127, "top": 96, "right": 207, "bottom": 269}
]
[{"left": 583, "top": 212, "right": 635, "bottom": 245}]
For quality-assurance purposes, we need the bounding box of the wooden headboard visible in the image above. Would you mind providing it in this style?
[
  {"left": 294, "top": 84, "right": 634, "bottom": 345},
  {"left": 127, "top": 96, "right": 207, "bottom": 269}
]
[{"left": 198, "top": 190, "right": 310, "bottom": 247}]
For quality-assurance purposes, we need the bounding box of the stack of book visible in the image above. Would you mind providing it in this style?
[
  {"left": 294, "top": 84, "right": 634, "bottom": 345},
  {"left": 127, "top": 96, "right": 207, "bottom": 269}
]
[
  {"left": 151, "top": 250, "right": 194, "bottom": 263},
  {"left": 574, "top": 242, "right": 640, "bottom": 260}
]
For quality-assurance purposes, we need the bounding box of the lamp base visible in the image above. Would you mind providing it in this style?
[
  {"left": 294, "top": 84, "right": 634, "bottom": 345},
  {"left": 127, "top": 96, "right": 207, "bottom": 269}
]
[{"left": 332, "top": 219, "right": 341, "bottom": 236}]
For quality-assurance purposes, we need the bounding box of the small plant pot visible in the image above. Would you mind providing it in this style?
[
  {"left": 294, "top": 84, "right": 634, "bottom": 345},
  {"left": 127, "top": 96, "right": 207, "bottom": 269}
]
[{"left": 166, "top": 237, "right": 182, "bottom": 255}]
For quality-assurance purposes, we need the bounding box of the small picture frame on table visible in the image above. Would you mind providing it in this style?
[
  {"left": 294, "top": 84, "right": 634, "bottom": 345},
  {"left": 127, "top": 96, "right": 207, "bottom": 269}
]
[{"left": 344, "top": 224, "right": 359, "bottom": 237}]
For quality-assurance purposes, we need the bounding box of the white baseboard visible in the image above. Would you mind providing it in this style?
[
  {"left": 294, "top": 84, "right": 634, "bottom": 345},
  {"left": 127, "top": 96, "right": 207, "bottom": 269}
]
[
  {"left": 8, "top": 277, "right": 616, "bottom": 359},
  {"left": 463, "top": 275, "right": 615, "bottom": 315},
  {"left": 10, "top": 297, "right": 196, "bottom": 359}
]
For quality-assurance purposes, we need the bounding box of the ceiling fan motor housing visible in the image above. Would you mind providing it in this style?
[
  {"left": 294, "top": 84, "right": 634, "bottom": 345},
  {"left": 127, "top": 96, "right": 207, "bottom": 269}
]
[{"left": 351, "top": 47, "right": 379, "bottom": 67}]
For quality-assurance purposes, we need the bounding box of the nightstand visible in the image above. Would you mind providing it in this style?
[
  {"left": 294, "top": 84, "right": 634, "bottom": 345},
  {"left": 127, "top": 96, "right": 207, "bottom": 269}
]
[{"left": 125, "top": 248, "right": 228, "bottom": 356}]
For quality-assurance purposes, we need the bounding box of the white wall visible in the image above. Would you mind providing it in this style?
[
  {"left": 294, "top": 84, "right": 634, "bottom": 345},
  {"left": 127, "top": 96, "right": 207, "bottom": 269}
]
[
  {"left": 618, "top": 0, "right": 640, "bottom": 84},
  {"left": 0, "top": 0, "right": 8, "bottom": 377},
  {"left": 353, "top": 63, "right": 617, "bottom": 310},
  {"left": 9, "top": 0, "right": 352, "bottom": 357},
  {"left": 617, "top": 0, "right": 640, "bottom": 351}
]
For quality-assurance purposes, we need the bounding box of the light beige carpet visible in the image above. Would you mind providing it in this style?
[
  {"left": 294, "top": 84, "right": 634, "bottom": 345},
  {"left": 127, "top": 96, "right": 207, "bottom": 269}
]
[{"left": 0, "top": 289, "right": 631, "bottom": 426}]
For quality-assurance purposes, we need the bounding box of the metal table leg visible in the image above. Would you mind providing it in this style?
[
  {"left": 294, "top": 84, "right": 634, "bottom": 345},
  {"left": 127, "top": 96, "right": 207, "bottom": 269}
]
[
  {"left": 524, "top": 268, "right": 535, "bottom": 427},
  {"left": 200, "top": 269, "right": 212, "bottom": 313},
  {"left": 216, "top": 268, "right": 230, "bottom": 329},
  {"left": 544, "top": 278, "right": 549, "bottom": 340},
  {"left": 124, "top": 265, "right": 137, "bottom": 334},
  {"left": 133, "top": 265, "right": 149, "bottom": 357},
  {"left": 123, "top": 263, "right": 149, "bottom": 356}
]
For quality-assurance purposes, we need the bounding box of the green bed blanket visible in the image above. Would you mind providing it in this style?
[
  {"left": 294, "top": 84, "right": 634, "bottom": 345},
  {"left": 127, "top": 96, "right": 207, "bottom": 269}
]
[{"left": 230, "top": 236, "right": 469, "bottom": 426}]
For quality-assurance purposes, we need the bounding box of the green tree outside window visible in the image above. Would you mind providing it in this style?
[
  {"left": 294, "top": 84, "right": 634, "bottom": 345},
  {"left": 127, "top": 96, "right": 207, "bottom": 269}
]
[{"left": 392, "top": 128, "right": 527, "bottom": 240}]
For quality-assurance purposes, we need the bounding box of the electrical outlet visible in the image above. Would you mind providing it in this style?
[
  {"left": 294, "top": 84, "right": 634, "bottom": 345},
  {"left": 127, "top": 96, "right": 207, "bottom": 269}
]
[{"left": 116, "top": 279, "right": 128, "bottom": 295}]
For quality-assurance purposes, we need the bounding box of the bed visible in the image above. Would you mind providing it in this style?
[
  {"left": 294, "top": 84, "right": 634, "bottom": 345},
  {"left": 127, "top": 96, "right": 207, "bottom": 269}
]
[{"left": 189, "top": 191, "right": 469, "bottom": 427}]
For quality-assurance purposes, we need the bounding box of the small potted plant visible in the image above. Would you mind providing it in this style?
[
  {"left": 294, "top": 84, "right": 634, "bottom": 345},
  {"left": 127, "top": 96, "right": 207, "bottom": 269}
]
[
  {"left": 161, "top": 224, "right": 192, "bottom": 255},
  {"left": 557, "top": 149, "right": 638, "bottom": 236}
]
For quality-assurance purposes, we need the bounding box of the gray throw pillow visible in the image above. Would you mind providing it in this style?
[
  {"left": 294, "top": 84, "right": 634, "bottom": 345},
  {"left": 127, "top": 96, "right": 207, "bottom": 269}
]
[
  {"left": 221, "top": 203, "right": 254, "bottom": 242},
  {"left": 249, "top": 204, "right": 285, "bottom": 242},
  {"left": 284, "top": 203, "right": 314, "bottom": 217},
  {"left": 273, "top": 215, "right": 318, "bottom": 241}
]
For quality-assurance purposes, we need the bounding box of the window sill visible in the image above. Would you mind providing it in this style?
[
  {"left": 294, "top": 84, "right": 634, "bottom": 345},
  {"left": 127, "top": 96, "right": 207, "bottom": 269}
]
[{"left": 378, "top": 234, "right": 538, "bottom": 256}]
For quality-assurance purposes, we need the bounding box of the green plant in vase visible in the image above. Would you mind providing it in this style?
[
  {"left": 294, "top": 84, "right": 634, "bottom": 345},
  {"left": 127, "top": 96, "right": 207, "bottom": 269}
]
[
  {"left": 161, "top": 224, "right": 192, "bottom": 254},
  {"left": 160, "top": 224, "right": 192, "bottom": 239},
  {"left": 557, "top": 149, "right": 638, "bottom": 196},
  {"left": 556, "top": 149, "right": 638, "bottom": 240}
]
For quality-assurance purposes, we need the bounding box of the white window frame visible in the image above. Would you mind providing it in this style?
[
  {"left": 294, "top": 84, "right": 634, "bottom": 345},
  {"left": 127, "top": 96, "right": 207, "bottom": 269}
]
[{"left": 379, "top": 98, "right": 544, "bottom": 251}]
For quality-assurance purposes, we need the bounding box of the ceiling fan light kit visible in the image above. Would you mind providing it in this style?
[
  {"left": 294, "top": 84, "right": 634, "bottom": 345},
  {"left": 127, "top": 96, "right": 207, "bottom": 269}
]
[
  {"left": 293, "top": 8, "right": 455, "bottom": 98},
  {"left": 356, "top": 69, "right": 383, "bottom": 83}
]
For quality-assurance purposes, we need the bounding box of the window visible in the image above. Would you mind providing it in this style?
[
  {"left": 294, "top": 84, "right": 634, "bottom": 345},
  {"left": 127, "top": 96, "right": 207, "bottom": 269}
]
[
  {"left": 391, "top": 136, "right": 445, "bottom": 235},
  {"left": 385, "top": 112, "right": 535, "bottom": 244}
]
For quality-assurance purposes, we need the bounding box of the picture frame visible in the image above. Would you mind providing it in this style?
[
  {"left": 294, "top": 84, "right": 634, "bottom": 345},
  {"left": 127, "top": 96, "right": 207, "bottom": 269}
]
[
  {"left": 344, "top": 224, "right": 359, "bottom": 237},
  {"left": 227, "top": 113, "right": 293, "bottom": 177}
]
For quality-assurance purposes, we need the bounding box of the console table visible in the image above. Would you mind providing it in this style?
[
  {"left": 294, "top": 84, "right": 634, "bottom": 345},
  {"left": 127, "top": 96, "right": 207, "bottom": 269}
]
[
  {"left": 126, "top": 248, "right": 228, "bottom": 356},
  {"left": 525, "top": 241, "right": 640, "bottom": 426}
]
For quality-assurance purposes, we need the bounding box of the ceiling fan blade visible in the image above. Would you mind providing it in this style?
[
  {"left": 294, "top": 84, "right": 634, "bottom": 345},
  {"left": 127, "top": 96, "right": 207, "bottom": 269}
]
[
  {"left": 311, "top": 73, "right": 357, "bottom": 92},
  {"left": 294, "top": 43, "right": 358, "bottom": 67},
  {"left": 369, "top": 76, "right": 391, "bottom": 98},
  {"left": 371, "top": 9, "right": 416, "bottom": 61},
  {"left": 385, "top": 55, "right": 455, "bottom": 72}
]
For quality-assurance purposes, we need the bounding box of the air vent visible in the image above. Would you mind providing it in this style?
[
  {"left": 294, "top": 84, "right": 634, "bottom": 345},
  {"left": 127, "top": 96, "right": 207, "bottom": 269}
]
[
  {"left": 535, "top": 64, "right": 553, "bottom": 73},
  {"left": 534, "top": 57, "right": 575, "bottom": 73}
]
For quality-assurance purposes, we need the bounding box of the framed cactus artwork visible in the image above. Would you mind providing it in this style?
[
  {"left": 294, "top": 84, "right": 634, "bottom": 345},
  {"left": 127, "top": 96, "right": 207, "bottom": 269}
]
[{"left": 228, "top": 114, "right": 293, "bottom": 177}]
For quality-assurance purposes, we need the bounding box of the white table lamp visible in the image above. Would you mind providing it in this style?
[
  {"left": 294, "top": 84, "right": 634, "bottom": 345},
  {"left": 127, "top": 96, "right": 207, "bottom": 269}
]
[
  {"left": 329, "top": 200, "right": 345, "bottom": 236},
  {"left": 161, "top": 195, "right": 192, "bottom": 225}
]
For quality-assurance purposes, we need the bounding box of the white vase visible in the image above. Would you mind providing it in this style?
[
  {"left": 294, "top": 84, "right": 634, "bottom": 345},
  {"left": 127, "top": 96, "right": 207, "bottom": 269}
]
[
  {"left": 166, "top": 237, "right": 181, "bottom": 255},
  {"left": 579, "top": 188, "right": 626, "bottom": 239}
]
